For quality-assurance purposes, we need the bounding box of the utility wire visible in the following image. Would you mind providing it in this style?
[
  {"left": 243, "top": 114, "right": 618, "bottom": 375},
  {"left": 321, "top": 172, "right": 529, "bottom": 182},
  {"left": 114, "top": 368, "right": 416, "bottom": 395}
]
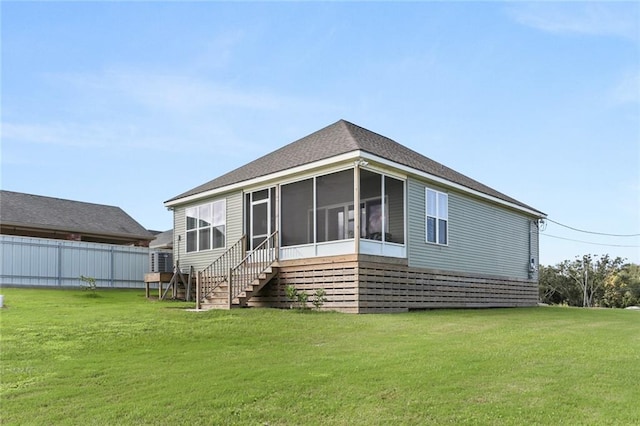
[
  {"left": 545, "top": 218, "right": 640, "bottom": 237},
  {"left": 541, "top": 233, "right": 640, "bottom": 248}
]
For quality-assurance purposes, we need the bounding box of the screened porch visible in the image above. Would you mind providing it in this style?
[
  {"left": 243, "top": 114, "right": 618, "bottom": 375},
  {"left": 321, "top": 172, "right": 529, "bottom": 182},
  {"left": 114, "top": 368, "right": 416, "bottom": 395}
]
[{"left": 244, "top": 164, "right": 406, "bottom": 260}]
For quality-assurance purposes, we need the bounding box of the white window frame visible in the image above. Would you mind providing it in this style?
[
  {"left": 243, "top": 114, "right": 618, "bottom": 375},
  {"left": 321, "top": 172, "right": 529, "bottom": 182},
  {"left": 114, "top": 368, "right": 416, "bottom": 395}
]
[
  {"left": 426, "top": 188, "right": 448, "bottom": 245},
  {"left": 185, "top": 199, "right": 226, "bottom": 252}
]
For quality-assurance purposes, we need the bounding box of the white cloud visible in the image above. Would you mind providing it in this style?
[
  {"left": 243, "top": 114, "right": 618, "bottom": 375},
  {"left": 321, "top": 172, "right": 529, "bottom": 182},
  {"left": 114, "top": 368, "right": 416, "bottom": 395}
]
[
  {"left": 2, "top": 122, "right": 107, "bottom": 148},
  {"left": 49, "top": 66, "right": 342, "bottom": 120},
  {"left": 508, "top": 3, "right": 639, "bottom": 41},
  {"left": 7, "top": 58, "right": 343, "bottom": 160},
  {"left": 57, "top": 69, "right": 286, "bottom": 113},
  {"left": 119, "top": 73, "right": 284, "bottom": 111},
  {"left": 1, "top": 119, "right": 250, "bottom": 154},
  {"left": 36, "top": 70, "right": 282, "bottom": 152}
]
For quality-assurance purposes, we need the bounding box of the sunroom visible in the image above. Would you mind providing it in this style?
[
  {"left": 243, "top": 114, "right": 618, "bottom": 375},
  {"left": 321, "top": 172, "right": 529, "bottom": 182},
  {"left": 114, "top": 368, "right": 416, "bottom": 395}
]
[{"left": 243, "top": 161, "right": 406, "bottom": 261}]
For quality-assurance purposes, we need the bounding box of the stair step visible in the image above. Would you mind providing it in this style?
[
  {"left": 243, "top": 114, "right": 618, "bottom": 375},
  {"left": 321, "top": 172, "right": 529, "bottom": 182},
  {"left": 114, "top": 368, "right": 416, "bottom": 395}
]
[{"left": 199, "top": 265, "right": 279, "bottom": 308}]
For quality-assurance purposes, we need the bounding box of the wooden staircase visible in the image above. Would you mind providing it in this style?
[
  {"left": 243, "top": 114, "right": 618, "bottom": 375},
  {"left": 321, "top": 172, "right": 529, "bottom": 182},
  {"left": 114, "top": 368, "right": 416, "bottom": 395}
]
[
  {"left": 197, "top": 231, "right": 279, "bottom": 310},
  {"left": 199, "top": 280, "right": 231, "bottom": 310},
  {"left": 200, "top": 265, "right": 278, "bottom": 309}
]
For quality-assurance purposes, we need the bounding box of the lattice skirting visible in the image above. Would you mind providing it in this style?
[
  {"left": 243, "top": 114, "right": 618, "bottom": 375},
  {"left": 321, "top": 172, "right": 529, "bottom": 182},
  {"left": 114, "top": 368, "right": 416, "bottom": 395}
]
[
  {"left": 248, "top": 259, "right": 360, "bottom": 313},
  {"left": 248, "top": 255, "right": 538, "bottom": 313}
]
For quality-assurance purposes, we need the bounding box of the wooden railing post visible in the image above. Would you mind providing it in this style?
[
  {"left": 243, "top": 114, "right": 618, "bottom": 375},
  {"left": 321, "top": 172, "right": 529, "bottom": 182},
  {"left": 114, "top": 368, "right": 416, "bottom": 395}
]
[
  {"left": 196, "top": 271, "right": 201, "bottom": 310},
  {"left": 186, "top": 266, "right": 193, "bottom": 302},
  {"left": 242, "top": 235, "right": 247, "bottom": 259},
  {"left": 228, "top": 267, "right": 233, "bottom": 309}
]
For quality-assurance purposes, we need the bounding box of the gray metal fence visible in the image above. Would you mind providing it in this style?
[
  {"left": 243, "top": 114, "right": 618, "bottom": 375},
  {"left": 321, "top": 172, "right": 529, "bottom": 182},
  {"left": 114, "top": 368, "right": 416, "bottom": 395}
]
[{"left": 0, "top": 235, "right": 165, "bottom": 288}]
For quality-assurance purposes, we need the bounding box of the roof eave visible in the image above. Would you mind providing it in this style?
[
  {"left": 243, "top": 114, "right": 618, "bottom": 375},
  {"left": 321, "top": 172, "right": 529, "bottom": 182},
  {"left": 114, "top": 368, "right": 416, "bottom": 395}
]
[
  {"left": 360, "top": 152, "right": 546, "bottom": 218},
  {"left": 164, "top": 149, "right": 545, "bottom": 219},
  {"left": 0, "top": 221, "right": 155, "bottom": 241},
  {"left": 164, "top": 150, "right": 363, "bottom": 207}
]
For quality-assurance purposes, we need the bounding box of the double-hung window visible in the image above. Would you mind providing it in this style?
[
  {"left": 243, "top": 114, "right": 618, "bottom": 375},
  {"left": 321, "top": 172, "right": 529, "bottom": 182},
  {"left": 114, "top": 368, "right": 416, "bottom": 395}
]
[
  {"left": 426, "top": 189, "right": 448, "bottom": 245},
  {"left": 186, "top": 199, "right": 226, "bottom": 252}
]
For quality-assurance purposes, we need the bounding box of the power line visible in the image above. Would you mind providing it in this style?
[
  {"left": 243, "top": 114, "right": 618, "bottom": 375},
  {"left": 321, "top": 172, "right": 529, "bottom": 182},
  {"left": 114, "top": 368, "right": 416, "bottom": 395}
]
[
  {"left": 545, "top": 218, "right": 640, "bottom": 237},
  {"left": 541, "top": 233, "right": 640, "bottom": 248}
]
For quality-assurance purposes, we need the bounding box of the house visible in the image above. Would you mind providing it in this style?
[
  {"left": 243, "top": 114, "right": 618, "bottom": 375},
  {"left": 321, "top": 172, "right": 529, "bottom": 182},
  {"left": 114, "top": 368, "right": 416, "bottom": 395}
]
[
  {"left": 149, "top": 229, "right": 174, "bottom": 250},
  {"left": 165, "top": 120, "right": 546, "bottom": 313},
  {"left": 0, "top": 190, "right": 155, "bottom": 247}
]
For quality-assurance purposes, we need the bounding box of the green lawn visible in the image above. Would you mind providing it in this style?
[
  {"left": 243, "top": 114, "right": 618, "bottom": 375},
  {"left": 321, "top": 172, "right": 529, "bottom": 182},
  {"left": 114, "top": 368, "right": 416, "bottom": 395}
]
[{"left": 1, "top": 288, "right": 638, "bottom": 425}]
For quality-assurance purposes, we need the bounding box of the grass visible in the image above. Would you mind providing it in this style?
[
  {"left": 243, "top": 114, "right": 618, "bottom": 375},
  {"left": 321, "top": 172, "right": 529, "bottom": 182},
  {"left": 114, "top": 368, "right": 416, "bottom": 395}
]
[{"left": 1, "top": 288, "right": 639, "bottom": 425}]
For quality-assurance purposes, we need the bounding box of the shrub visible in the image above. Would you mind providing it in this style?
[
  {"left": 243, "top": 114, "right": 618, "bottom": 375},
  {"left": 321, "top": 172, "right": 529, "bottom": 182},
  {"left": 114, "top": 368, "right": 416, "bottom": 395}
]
[
  {"left": 312, "top": 288, "right": 327, "bottom": 310},
  {"left": 284, "top": 285, "right": 309, "bottom": 310},
  {"left": 79, "top": 275, "right": 97, "bottom": 292},
  {"left": 285, "top": 285, "right": 298, "bottom": 309},
  {"left": 297, "top": 291, "right": 308, "bottom": 309}
]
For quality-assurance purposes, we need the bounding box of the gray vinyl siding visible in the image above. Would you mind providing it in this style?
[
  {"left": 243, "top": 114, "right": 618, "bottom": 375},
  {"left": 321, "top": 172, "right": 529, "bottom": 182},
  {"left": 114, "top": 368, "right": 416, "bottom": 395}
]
[
  {"left": 529, "top": 219, "right": 540, "bottom": 281},
  {"left": 173, "top": 191, "right": 243, "bottom": 272},
  {"left": 407, "top": 178, "right": 537, "bottom": 280}
]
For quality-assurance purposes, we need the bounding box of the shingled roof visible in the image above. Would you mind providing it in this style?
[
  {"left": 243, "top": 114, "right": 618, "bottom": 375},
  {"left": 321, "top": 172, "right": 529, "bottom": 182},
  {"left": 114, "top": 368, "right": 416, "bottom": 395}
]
[
  {"left": 167, "top": 120, "right": 542, "bottom": 215},
  {"left": 0, "top": 190, "right": 154, "bottom": 244}
]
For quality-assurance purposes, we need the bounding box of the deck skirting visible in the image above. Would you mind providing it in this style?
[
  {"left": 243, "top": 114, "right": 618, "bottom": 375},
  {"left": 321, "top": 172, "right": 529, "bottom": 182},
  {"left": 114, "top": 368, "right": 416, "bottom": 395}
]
[
  {"left": 248, "top": 258, "right": 360, "bottom": 313},
  {"left": 248, "top": 255, "right": 538, "bottom": 313}
]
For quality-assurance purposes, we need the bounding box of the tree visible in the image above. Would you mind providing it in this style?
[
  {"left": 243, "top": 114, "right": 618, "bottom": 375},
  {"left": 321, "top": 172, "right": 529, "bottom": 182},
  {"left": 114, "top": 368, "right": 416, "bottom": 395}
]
[
  {"left": 557, "top": 254, "right": 625, "bottom": 307},
  {"left": 539, "top": 264, "right": 580, "bottom": 305},
  {"left": 602, "top": 263, "right": 640, "bottom": 308}
]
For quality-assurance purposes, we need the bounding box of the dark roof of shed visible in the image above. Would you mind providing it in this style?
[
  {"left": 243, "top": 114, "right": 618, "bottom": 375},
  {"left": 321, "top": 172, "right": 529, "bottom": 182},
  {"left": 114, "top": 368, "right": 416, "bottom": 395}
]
[
  {"left": 0, "top": 190, "right": 155, "bottom": 240},
  {"left": 149, "top": 229, "right": 174, "bottom": 249},
  {"left": 167, "top": 120, "right": 543, "bottom": 215}
]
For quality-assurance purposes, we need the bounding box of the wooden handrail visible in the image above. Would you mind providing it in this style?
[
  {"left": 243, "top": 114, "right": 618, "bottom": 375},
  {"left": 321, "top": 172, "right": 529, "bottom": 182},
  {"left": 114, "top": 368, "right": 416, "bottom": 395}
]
[
  {"left": 229, "top": 231, "right": 279, "bottom": 305},
  {"left": 199, "top": 235, "right": 247, "bottom": 301}
]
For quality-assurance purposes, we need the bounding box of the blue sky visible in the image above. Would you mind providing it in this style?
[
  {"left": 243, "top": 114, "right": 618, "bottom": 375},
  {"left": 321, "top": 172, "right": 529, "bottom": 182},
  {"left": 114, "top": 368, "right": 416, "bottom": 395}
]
[{"left": 2, "top": 1, "right": 638, "bottom": 265}]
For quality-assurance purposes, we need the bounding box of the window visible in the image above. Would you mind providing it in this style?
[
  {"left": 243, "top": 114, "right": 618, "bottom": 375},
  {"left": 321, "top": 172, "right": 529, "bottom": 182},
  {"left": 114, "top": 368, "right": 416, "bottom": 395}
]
[
  {"left": 360, "top": 170, "right": 405, "bottom": 244},
  {"left": 281, "top": 179, "right": 313, "bottom": 246},
  {"left": 426, "top": 189, "right": 448, "bottom": 245},
  {"left": 186, "top": 199, "right": 226, "bottom": 252},
  {"left": 316, "top": 170, "right": 354, "bottom": 242},
  {"left": 385, "top": 176, "right": 405, "bottom": 244},
  {"left": 360, "top": 169, "right": 383, "bottom": 240}
]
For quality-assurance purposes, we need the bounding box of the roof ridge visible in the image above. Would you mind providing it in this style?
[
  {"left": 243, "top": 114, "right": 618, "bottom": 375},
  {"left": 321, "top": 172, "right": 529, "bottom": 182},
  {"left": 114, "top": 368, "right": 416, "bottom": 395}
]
[
  {"left": 335, "top": 119, "right": 361, "bottom": 149},
  {"left": 338, "top": 119, "right": 395, "bottom": 146}
]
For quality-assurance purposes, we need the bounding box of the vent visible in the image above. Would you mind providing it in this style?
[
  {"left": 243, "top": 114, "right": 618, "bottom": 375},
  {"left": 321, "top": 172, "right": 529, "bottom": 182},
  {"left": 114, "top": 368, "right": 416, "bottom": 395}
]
[{"left": 150, "top": 251, "right": 173, "bottom": 273}]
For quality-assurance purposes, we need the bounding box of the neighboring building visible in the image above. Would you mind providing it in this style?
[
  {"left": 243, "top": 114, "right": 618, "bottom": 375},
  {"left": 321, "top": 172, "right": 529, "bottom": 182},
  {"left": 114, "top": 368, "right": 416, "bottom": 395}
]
[
  {"left": 0, "top": 190, "right": 154, "bottom": 247},
  {"left": 165, "top": 120, "right": 546, "bottom": 313},
  {"left": 149, "top": 229, "right": 174, "bottom": 250}
]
